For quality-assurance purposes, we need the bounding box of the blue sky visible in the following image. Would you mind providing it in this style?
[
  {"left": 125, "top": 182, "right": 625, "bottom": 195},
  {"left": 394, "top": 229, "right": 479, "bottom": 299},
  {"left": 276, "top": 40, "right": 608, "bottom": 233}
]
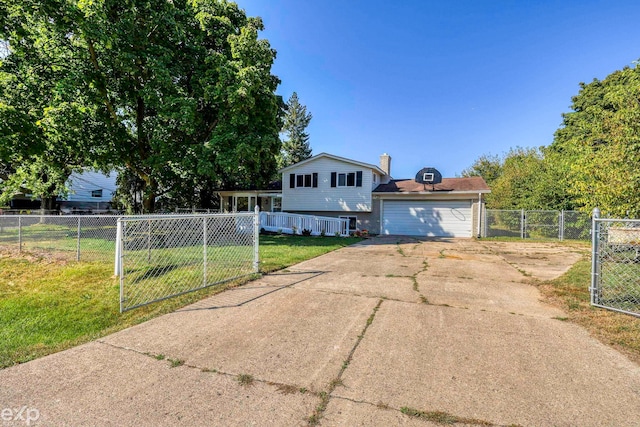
[{"left": 240, "top": 0, "right": 640, "bottom": 179}]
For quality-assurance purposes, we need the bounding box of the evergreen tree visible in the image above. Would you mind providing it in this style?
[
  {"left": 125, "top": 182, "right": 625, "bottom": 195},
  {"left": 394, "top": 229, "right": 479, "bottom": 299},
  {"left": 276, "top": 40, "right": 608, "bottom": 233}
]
[{"left": 280, "top": 92, "right": 312, "bottom": 168}]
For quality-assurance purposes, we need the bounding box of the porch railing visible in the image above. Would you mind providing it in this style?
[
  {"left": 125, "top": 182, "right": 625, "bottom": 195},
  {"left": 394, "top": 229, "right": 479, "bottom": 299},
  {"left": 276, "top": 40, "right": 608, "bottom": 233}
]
[{"left": 259, "top": 212, "right": 349, "bottom": 236}]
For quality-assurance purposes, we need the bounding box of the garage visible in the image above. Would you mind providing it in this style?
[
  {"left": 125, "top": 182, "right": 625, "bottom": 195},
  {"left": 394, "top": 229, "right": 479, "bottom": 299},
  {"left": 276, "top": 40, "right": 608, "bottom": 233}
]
[{"left": 382, "top": 200, "right": 472, "bottom": 237}]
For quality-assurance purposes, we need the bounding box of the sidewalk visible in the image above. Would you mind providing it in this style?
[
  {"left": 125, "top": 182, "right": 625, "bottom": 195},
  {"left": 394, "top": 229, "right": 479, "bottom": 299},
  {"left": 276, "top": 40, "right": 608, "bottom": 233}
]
[{"left": 1, "top": 238, "right": 639, "bottom": 426}]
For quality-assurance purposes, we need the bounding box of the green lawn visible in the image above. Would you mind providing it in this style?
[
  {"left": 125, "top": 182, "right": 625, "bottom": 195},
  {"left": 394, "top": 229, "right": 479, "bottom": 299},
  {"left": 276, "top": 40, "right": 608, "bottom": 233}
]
[
  {"left": 0, "top": 234, "right": 362, "bottom": 369},
  {"left": 537, "top": 256, "right": 640, "bottom": 365}
]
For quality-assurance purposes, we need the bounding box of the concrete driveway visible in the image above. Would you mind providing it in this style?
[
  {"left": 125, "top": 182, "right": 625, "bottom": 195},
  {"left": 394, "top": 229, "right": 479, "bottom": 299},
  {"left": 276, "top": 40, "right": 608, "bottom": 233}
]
[{"left": 1, "top": 237, "right": 640, "bottom": 426}]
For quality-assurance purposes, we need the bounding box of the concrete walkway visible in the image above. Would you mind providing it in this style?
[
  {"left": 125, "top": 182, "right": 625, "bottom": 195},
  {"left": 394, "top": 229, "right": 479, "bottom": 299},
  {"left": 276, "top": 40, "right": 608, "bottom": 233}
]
[{"left": 2, "top": 238, "right": 640, "bottom": 426}]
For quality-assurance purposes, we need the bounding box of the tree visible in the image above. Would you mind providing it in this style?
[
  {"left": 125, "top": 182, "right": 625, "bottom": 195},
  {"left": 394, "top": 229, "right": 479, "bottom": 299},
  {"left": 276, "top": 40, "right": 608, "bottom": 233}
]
[
  {"left": 460, "top": 154, "right": 502, "bottom": 186},
  {"left": 0, "top": 3, "right": 114, "bottom": 209},
  {"left": 549, "top": 64, "right": 640, "bottom": 217},
  {"left": 1, "top": 0, "right": 283, "bottom": 212},
  {"left": 279, "top": 92, "right": 312, "bottom": 168},
  {"left": 463, "top": 147, "right": 571, "bottom": 210}
]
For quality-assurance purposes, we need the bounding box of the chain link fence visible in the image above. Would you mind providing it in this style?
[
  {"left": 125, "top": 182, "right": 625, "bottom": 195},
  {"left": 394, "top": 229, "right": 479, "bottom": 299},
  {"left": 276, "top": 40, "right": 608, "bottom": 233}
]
[
  {"left": 483, "top": 209, "right": 591, "bottom": 240},
  {"left": 0, "top": 215, "right": 119, "bottom": 262},
  {"left": 591, "top": 214, "right": 640, "bottom": 318},
  {"left": 117, "top": 211, "right": 259, "bottom": 312}
]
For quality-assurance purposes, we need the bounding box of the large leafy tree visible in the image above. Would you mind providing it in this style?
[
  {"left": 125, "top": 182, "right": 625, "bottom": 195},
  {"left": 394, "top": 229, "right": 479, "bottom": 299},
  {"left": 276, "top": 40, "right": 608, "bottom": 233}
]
[
  {"left": 1, "top": 0, "right": 282, "bottom": 212},
  {"left": 279, "top": 91, "right": 312, "bottom": 168},
  {"left": 460, "top": 153, "right": 502, "bottom": 187},
  {"left": 549, "top": 64, "right": 640, "bottom": 217},
  {"left": 462, "top": 147, "right": 573, "bottom": 210},
  {"left": 0, "top": 2, "right": 113, "bottom": 209}
]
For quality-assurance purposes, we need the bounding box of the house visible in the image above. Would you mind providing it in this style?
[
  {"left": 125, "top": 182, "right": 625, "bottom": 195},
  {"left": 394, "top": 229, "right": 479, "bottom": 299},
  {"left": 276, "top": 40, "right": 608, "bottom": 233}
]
[
  {"left": 59, "top": 170, "right": 117, "bottom": 212},
  {"left": 219, "top": 153, "right": 490, "bottom": 237},
  {"left": 5, "top": 170, "right": 117, "bottom": 212}
]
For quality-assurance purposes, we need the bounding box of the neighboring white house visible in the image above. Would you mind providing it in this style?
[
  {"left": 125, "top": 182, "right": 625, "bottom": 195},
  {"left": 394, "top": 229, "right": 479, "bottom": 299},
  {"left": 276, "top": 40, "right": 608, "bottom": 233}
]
[
  {"left": 6, "top": 170, "right": 117, "bottom": 212},
  {"left": 218, "top": 152, "right": 491, "bottom": 237},
  {"left": 59, "top": 170, "right": 117, "bottom": 212}
]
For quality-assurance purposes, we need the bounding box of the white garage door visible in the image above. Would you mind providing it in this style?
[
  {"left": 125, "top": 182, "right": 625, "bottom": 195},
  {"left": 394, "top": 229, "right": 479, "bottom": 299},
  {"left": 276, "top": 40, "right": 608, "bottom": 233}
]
[{"left": 382, "top": 200, "right": 472, "bottom": 237}]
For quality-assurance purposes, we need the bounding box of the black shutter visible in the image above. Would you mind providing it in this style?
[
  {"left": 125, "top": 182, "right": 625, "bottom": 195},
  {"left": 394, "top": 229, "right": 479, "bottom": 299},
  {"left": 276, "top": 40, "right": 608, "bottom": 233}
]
[
  {"left": 289, "top": 173, "right": 296, "bottom": 188},
  {"left": 331, "top": 172, "right": 337, "bottom": 187},
  {"left": 356, "top": 171, "right": 363, "bottom": 187},
  {"left": 312, "top": 173, "right": 318, "bottom": 188}
]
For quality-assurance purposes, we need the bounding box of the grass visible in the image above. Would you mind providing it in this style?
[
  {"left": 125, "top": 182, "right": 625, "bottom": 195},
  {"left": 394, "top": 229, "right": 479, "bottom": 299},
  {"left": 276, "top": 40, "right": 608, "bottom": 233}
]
[
  {"left": 400, "top": 407, "right": 492, "bottom": 425},
  {"left": 536, "top": 256, "right": 640, "bottom": 364},
  {"left": 0, "top": 234, "right": 362, "bottom": 369},
  {"left": 258, "top": 235, "right": 362, "bottom": 272}
]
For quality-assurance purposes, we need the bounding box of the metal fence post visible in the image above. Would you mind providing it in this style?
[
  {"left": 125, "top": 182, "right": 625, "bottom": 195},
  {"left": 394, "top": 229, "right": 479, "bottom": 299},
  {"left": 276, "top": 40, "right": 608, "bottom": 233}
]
[
  {"left": 559, "top": 210, "right": 564, "bottom": 241},
  {"left": 203, "top": 216, "right": 208, "bottom": 286},
  {"left": 119, "top": 220, "right": 125, "bottom": 313},
  {"left": 590, "top": 207, "right": 601, "bottom": 305},
  {"left": 76, "top": 217, "right": 81, "bottom": 261},
  {"left": 253, "top": 206, "right": 260, "bottom": 272},
  {"left": 18, "top": 216, "right": 22, "bottom": 252},
  {"left": 520, "top": 209, "right": 525, "bottom": 239},
  {"left": 147, "top": 219, "right": 151, "bottom": 263},
  {"left": 114, "top": 220, "right": 122, "bottom": 276}
]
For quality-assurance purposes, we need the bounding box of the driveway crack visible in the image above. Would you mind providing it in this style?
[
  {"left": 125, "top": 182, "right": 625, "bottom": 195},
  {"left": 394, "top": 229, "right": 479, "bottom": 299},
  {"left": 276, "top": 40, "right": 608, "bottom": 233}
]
[{"left": 307, "top": 299, "right": 384, "bottom": 426}]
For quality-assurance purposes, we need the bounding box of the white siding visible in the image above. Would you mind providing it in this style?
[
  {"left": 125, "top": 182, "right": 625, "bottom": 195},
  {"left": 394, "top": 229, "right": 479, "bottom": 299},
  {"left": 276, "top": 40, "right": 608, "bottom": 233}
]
[
  {"left": 382, "top": 200, "right": 472, "bottom": 237},
  {"left": 64, "top": 171, "right": 117, "bottom": 203},
  {"left": 282, "top": 157, "right": 373, "bottom": 212}
]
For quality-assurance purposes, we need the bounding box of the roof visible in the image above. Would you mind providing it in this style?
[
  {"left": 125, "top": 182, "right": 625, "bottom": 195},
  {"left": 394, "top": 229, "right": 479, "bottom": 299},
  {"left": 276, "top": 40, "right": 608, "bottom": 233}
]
[
  {"left": 373, "top": 176, "right": 490, "bottom": 193},
  {"left": 279, "top": 152, "right": 388, "bottom": 176}
]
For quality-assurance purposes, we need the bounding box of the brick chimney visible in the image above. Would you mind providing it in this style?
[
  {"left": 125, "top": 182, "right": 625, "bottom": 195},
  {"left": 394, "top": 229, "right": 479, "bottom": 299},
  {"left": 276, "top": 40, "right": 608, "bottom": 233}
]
[{"left": 380, "top": 153, "right": 391, "bottom": 176}]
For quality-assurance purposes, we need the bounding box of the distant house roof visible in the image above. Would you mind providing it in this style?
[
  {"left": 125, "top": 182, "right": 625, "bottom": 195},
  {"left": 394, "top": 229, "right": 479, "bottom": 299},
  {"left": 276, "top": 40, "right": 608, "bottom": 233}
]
[
  {"left": 373, "top": 176, "right": 490, "bottom": 194},
  {"left": 279, "top": 152, "right": 388, "bottom": 176}
]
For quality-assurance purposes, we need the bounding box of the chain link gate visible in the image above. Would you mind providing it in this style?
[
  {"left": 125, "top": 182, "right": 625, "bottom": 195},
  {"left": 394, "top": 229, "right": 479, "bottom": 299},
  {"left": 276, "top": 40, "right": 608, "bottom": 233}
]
[
  {"left": 117, "top": 209, "right": 260, "bottom": 312},
  {"left": 591, "top": 208, "right": 640, "bottom": 318}
]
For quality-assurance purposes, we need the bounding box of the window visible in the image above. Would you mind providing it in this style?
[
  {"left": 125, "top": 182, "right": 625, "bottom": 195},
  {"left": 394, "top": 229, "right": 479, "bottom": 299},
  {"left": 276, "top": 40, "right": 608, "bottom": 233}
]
[
  {"left": 91, "top": 189, "right": 103, "bottom": 198},
  {"left": 373, "top": 174, "right": 377, "bottom": 183},
  {"left": 289, "top": 173, "right": 318, "bottom": 188},
  {"left": 340, "top": 216, "right": 358, "bottom": 233},
  {"left": 331, "top": 171, "right": 363, "bottom": 188}
]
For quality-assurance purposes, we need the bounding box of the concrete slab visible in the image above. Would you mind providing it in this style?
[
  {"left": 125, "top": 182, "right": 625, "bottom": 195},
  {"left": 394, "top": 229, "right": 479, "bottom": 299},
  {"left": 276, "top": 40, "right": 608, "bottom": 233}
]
[
  {"left": 337, "top": 300, "right": 640, "bottom": 427},
  {"left": 293, "top": 270, "right": 420, "bottom": 302},
  {"left": 101, "top": 287, "right": 377, "bottom": 392},
  {"left": 292, "top": 249, "right": 427, "bottom": 278},
  {"left": 481, "top": 241, "right": 587, "bottom": 281},
  {"left": 418, "top": 257, "right": 565, "bottom": 317},
  {"left": 0, "top": 341, "right": 318, "bottom": 426}
]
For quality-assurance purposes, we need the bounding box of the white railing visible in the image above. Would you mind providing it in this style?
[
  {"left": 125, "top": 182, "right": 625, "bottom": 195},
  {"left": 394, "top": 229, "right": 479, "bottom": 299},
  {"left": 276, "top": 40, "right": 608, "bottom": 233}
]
[{"left": 259, "top": 212, "right": 349, "bottom": 237}]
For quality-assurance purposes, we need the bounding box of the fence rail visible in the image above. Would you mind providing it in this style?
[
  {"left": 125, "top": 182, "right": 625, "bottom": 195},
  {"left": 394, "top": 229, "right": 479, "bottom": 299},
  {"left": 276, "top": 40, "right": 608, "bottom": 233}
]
[
  {"left": 483, "top": 209, "right": 592, "bottom": 240},
  {"left": 117, "top": 210, "right": 259, "bottom": 312},
  {"left": 591, "top": 210, "right": 640, "bottom": 318}
]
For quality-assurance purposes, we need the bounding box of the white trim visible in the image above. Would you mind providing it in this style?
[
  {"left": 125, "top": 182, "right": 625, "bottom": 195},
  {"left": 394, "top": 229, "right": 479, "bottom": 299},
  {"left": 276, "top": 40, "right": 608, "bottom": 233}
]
[{"left": 280, "top": 152, "right": 387, "bottom": 176}]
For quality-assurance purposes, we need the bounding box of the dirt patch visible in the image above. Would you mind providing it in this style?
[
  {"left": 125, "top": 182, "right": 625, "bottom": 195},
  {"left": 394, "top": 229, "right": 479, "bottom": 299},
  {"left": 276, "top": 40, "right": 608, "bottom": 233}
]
[{"left": 0, "top": 248, "right": 72, "bottom": 266}]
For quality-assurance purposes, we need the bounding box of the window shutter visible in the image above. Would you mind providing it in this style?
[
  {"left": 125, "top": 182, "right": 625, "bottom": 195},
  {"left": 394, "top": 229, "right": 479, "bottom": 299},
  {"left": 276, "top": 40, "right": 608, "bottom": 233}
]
[
  {"left": 289, "top": 173, "right": 296, "bottom": 188},
  {"left": 331, "top": 172, "right": 337, "bottom": 187},
  {"left": 312, "top": 173, "right": 318, "bottom": 188},
  {"left": 356, "top": 171, "right": 363, "bottom": 187}
]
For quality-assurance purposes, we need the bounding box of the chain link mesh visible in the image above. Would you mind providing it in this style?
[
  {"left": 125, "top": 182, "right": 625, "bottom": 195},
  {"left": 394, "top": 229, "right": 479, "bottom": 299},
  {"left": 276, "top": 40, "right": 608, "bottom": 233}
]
[
  {"left": 483, "top": 209, "right": 591, "bottom": 240},
  {"left": 0, "top": 215, "right": 118, "bottom": 262},
  {"left": 118, "top": 213, "right": 257, "bottom": 312},
  {"left": 592, "top": 219, "right": 640, "bottom": 317}
]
